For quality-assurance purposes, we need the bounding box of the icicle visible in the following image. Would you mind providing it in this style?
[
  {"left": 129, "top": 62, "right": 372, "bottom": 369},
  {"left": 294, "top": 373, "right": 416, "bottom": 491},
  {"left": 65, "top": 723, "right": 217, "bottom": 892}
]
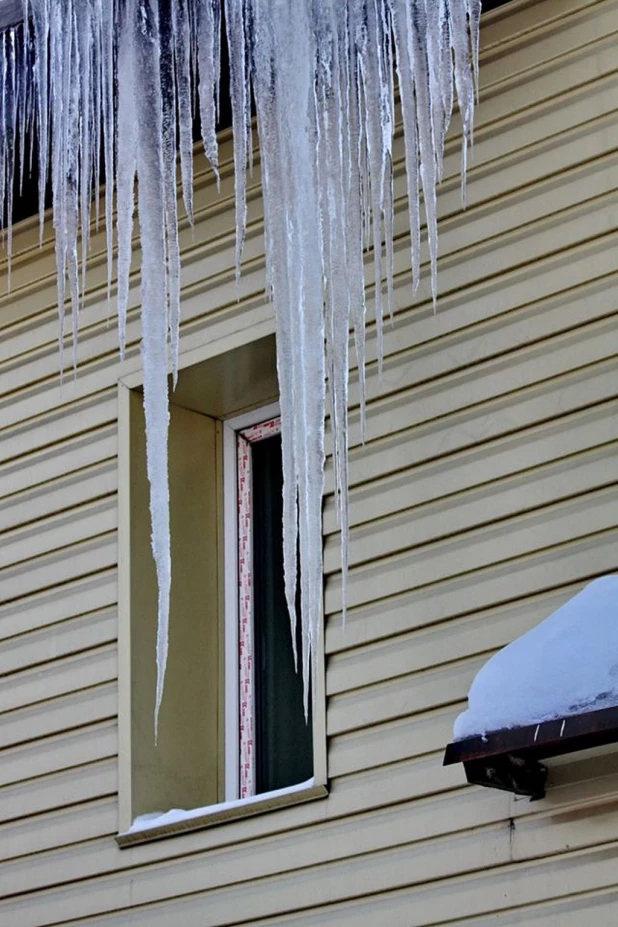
[
  {"left": 65, "top": 5, "right": 80, "bottom": 371},
  {"left": 343, "top": 5, "right": 367, "bottom": 442},
  {"left": 116, "top": 3, "right": 137, "bottom": 362},
  {"left": 224, "top": 0, "right": 249, "bottom": 280},
  {"left": 0, "top": 0, "right": 481, "bottom": 733},
  {"left": 76, "top": 0, "right": 92, "bottom": 306},
  {"left": 17, "top": 18, "right": 29, "bottom": 196},
  {"left": 449, "top": 0, "right": 476, "bottom": 204},
  {"left": 160, "top": 0, "right": 181, "bottom": 385},
  {"left": 467, "top": 0, "right": 482, "bottom": 102},
  {"left": 172, "top": 0, "right": 194, "bottom": 223},
  {"left": 49, "top": 0, "right": 68, "bottom": 366},
  {"left": 196, "top": 0, "right": 221, "bottom": 182},
  {"left": 132, "top": 0, "right": 172, "bottom": 741},
  {"left": 100, "top": 0, "right": 115, "bottom": 305},
  {"left": 30, "top": 0, "right": 50, "bottom": 245},
  {"left": 251, "top": 0, "right": 326, "bottom": 708},
  {"left": 4, "top": 29, "right": 16, "bottom": 290}
]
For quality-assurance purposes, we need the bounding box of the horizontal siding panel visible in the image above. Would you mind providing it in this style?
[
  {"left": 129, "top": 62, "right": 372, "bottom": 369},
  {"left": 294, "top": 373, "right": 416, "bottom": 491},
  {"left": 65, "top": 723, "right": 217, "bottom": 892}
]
[
  {"left": 342, "top": 360, "right": 618, "bottom": 492},
  {"left": 497, "top": 0, "right": 618, "bottom": 67},
  {"left": 328, "top": 709, "right": 457, "bottom": 778},
  {"left": 0, "top": 798, "right": 117, "bottom": 864},
  {"left": 327, "top": 659, "right": 483, "bottom": 739},
  {"left": 0, "top": 260, "right": 272, "bottom": 428},
  {"left": 428, "top": 153, "right": 618, "bottom": 284},
  {"left": 511, "top": 799, "right": 618, "bottom": 863},
  {"left": 362, "top": 230, "right": 618, "bottom": 396},
  {"left": 0, "top": 608, "right": 117, "bottom": 677},
  {"left": 0, "top": 820, "right": 511, "bottom": 925},
  {"left": 391, "top": 843, "right": 618, "bottom": 927},
  {"left": 11, "top": 823, "right": 618, "bottom": 927},
  {"left": 352, "top": 260, "right": 614, "bottom": 453},
  {"left": 0, "top": 211, "right": 269, "bottom": 411},
  {"left": 0, "top": 460, "right": 117, "bottom": 534},
  {"left": 6, "top": 750, "right": 617, "bottom": 924},
  {"left": 14, "top": 785, "right": 618, "bottom": 926},
  {"left": 350, "top": 316, "right": 618, "bottom": 461},
  {"left": 0, "top": 645, "right": 117, "bottom": 715},
  {"left": 384, "top": 175, "right": 618, "bottom": 324},
  {"left": 446, "top": 892, "right": 618, "bottom": 927},
  {"left": 354, "top": 270, "right": 618, "bottom": 451},
  {"left": 325, "top": 443, "right": 617, "bottom": 572},
  {"left": 480, "top": 0, "right": 600, "bottom": 49},
  {"left": 0, "top": 721, "right": 117, "bottom": 789},
  {"left": 0, "top": 683, "right": 116, "bottom": 749},
  {"left": 326, "top": 528, "right": 618, "bottom": 650},
  {"left": 0, "top": 755, "right": 454, "bottom": 889},
  {"left": 54, "top": 871, "right": 618, "bottom": 927},
  {"left": 0, "top": 362, "right": 128, "bottom": 434},
  {"left": 0, "top": 795, "right": 507, "bottom": 901},
  {"left": 0, "top": 754, "right": 493, "bottom": 897},
  {"left": 0, "top": 572, "right": 116, "bottom": 642},
  {"left": 460, "top": 100, "right": 618, "bottom": 235},
  {"left": 327, "top": 585, "right": 584, "bottom": 697},
  {"left": 0, "top": 425, "right": 117, "bottom": 500},
  {"left": 0, "top": 533, "right": 116, "bottom": 604},
  {"left": 0, "top": 392, "right": 116, "bottom": 466},
  {"left": 327, "top": 487, "right": 618, "bottom": 613},
  {"left": 0, "top": 499, "right": 116, "bottom": 572},
  {"left": 0, "top": 759, "right": 117, "bottom": 826},
  {"left": 326, "top": 399, "right": 618, "bottom": 534}
]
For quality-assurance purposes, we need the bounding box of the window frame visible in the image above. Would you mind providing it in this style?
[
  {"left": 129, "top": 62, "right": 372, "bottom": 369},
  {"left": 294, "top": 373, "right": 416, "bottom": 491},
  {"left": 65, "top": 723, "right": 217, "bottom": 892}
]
[
  {"left": 223, "top": 401, "right": 283, "bottom": 802},
  {"left": 117, "top": 337, "right": 327, "bottom": 845}
]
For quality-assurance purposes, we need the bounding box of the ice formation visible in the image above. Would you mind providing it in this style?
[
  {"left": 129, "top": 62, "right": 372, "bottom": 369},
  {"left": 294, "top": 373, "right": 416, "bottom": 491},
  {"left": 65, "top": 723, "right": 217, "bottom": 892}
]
[
  {"left": 0, "top": 1, "right": 480, "bottom": 730},
  {"left": 454, "top": 577, "right": 618, "bottom": 740}
]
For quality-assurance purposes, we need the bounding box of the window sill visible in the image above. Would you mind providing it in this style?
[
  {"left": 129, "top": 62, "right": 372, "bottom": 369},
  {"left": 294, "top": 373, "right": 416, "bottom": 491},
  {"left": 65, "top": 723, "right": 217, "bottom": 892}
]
[{"left": 116, "top": 780, "right": 328, "bottom": 848}]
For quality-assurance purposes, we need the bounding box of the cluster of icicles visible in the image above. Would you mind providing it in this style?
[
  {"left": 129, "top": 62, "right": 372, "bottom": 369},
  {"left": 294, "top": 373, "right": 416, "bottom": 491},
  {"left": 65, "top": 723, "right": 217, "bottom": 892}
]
[{"left": 0, "top": 0, "right": 480, "bottom": 734}]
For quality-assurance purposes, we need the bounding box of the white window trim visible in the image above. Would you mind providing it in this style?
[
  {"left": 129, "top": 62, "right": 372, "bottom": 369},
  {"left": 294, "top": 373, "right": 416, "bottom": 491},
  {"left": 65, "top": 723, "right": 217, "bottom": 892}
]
[{"left": 222, "top": 401, "right": 280, "bottom": 801}]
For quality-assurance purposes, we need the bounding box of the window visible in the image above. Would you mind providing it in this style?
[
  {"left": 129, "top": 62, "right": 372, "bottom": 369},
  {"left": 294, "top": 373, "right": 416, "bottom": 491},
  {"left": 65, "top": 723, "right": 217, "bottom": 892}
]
[
  {"left": 117, "top": 335, "right": 326, "bottom": 842},
  {"left": 224, "top": 408, "right": 313, "bottom": 802}
]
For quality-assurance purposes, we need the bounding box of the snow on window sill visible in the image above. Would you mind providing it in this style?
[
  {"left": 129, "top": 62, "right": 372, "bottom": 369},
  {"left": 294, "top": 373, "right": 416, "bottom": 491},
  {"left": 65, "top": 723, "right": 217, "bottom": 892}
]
[{"left": 115, "top": 778, "right": 327, "bottom": 848}]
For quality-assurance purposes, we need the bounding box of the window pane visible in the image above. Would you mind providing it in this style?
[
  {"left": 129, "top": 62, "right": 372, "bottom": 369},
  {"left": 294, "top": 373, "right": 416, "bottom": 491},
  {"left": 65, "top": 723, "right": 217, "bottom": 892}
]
[{"left": 251, "top": 433, "right": 313, "bottom": 794}]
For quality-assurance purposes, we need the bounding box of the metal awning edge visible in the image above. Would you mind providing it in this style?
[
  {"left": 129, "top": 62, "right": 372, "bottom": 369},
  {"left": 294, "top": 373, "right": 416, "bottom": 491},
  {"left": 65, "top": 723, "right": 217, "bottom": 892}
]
[{"left": 444, "top": 704, "right": 618, "bottom": 766}]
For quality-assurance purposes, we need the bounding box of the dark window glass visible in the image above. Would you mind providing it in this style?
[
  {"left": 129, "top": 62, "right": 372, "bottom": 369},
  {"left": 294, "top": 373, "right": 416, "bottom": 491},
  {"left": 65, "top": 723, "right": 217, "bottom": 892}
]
[{"left": 251, "top": 433, "right": 313, "bottom": 794}]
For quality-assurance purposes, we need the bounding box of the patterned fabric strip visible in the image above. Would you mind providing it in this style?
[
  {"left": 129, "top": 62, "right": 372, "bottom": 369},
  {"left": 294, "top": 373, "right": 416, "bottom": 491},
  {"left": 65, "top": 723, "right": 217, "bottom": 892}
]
[{"left": 237, "top": 416, "right": 281, "bottom": 799}]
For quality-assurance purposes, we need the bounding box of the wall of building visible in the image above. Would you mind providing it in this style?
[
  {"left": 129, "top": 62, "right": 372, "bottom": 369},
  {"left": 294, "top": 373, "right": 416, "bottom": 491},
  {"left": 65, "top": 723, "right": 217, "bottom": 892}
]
[{"left": 2, "top": 0, "right": 618, "bottom": 923}]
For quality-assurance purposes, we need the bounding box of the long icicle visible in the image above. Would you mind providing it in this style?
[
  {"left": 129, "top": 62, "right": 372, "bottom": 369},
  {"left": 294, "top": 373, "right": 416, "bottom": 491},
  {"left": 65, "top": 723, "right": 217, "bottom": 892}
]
[{"left": 0, "top": 0, "right": 480, "bottom": 731}]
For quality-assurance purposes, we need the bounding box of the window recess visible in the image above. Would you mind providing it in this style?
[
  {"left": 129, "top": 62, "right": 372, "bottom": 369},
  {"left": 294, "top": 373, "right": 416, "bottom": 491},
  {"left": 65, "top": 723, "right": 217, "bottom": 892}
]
[{"left": 117, "top": 336, "right": 326, "bottom": 844}]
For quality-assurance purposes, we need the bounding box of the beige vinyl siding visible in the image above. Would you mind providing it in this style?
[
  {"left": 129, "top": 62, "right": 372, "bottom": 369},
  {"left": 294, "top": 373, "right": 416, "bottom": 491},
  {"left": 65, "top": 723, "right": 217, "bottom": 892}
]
[{"left": 1, "top": 0, "right": 618, "bottom": 923}]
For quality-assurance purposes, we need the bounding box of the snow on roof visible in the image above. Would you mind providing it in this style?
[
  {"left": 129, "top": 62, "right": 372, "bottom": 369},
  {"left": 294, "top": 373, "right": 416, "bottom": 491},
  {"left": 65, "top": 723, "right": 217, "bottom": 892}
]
[{"left": 454, "top": 576, "right": 618, "bottom": 741}]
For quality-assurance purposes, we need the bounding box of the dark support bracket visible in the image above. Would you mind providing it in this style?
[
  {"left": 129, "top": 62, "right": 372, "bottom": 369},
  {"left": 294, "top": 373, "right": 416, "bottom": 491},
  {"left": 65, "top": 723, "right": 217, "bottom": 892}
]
[
  {"left": 444, "top": 704, "right": 618, "bottom": 800},
  {"left": 464, "top": 755, "right": 548, "bottom": 800}
]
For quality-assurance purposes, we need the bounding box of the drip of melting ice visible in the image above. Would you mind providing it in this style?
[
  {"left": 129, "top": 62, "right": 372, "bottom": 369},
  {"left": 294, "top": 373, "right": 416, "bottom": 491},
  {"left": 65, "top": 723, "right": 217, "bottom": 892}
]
[{"left": 0, "top": 0, "right": 480, "bottom": 732}]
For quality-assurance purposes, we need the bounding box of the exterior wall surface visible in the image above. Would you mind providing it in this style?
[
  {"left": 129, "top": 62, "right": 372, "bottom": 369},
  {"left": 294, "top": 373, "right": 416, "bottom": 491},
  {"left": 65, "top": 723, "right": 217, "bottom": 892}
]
[{"left": 2, "top": 0, "right": 618, "bottom": 923}]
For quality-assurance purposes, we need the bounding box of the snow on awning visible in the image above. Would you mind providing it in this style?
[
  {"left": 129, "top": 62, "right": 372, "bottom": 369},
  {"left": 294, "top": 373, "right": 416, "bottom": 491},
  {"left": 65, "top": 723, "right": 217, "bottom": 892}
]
[
  {"left": 444, "top": 576, "right": 618, "bottom": 799},
  {"left": 455, "top": 576, "right": 618, "bottom": 740}
]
